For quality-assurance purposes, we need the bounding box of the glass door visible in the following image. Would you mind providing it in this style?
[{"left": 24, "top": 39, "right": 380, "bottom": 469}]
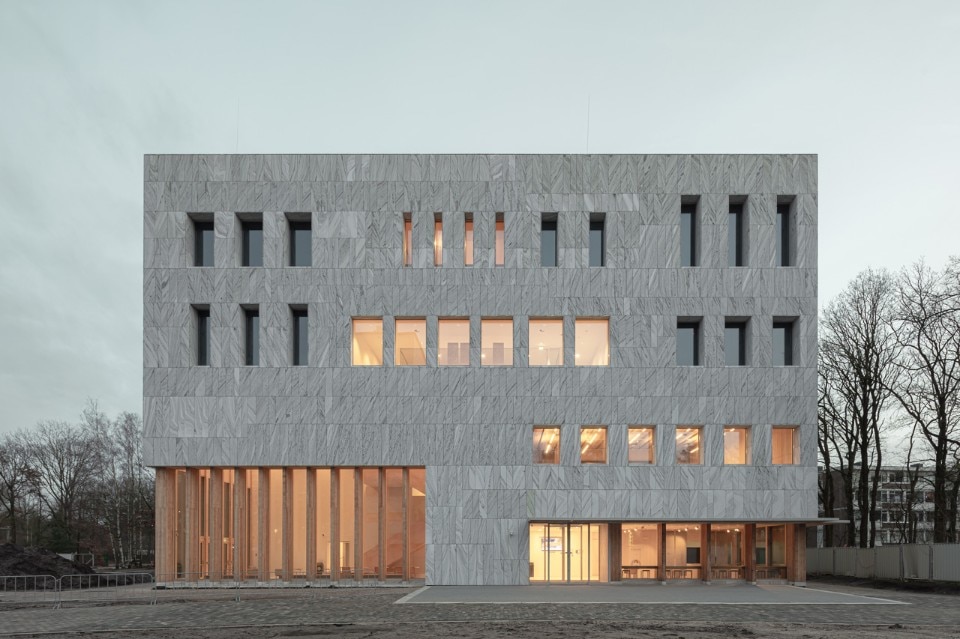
[{"left": 529, "top": 523, "right": 609, "bottom": 583}]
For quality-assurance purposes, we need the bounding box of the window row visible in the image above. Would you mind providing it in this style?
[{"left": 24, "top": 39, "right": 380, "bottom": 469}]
[
  {"left": 532, "top": 425, "right": 799, "bottom": 466},
  {"left": 188, "top": 197, "right": 799, "bottom": 269},
  {"left": 192, "top": 309, "right": 799, "bottom": 368},
  {"left": 678, "top": 317, "right": 798, "bottom": 366}
]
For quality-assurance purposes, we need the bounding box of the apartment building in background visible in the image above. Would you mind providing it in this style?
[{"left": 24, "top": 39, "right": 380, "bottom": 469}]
[{"left": 144, "top": 153, "right": 820, "bottom": 585}]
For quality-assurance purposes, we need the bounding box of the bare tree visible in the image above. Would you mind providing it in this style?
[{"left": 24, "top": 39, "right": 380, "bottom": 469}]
[
  {"left": 0, "top": 431, "right": 37, "bottom": 544},
  {"left": 890, "top": 261, "right": 960, "bottom": 543},
  {"left": 819, "top": 269, "right": 899, "bottom": 547},
  {"left": 24, "top": 420, "right": 97, "bottom": 551}
]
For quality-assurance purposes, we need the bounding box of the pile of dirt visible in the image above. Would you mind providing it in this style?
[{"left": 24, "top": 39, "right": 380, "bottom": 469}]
[{"left": 0, "top": 543, "right": 94, "bottom": 580}]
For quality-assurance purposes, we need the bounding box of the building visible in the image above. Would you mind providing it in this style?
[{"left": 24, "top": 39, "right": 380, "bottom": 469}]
[
  {"left": 144, "top": 153, "right": 819, "bottom": 585},
  {"left": 818, "top": 466, "right": 940, "bottom": 546}
]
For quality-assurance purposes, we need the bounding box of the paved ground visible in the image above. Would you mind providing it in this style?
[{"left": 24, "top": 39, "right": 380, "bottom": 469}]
[
  {"left": 400, "top": 583, "right": 903, "bottom": 604},
  {"left": 2, "top": 579, "right": 959, "bottom": 638}
]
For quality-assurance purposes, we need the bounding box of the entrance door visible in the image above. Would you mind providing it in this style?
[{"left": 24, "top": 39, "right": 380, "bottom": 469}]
[{"left": 529, "top": 523, "right": 608, "bottom": 583}]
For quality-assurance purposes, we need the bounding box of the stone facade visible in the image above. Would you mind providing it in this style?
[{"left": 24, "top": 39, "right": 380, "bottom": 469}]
[{"left": 143, "top": 154, "right": 818, "bottom": 585}]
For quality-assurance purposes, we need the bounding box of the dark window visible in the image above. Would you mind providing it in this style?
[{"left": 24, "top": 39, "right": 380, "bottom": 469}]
[
  {"left": 245, "top": 308, "right": 260, "bottom": 366},
  {"left": 289, "top": 220, "right": 312, "bottom": 266},
  {"left": 241, "top": 221, "right": 263, "bottom": 267},
  {"left": 193, "top": 220, "right": 214, "bottom": 267},
  {"left": 728, "top": 202, "right": 744, "bottom": 266},
  {"left": 677, "top": 321, "right": 700, "bottom": 366},
  {"left": 541, "top": 216, "right": 557, "bottom": 267},
  {"left": 725, "top": 321, "right": 747, "bottom": 366},
  {"left": 589, "top": 217, "right": 605, "bottom": 267},
  {"left": 773, "top": 320, "right": 795, "bottom": 366},
  {"left": 776, "top": 203, "right": 791, "bottom": 266},
  {"left": 292, "top": 308, "right": 308, "bottom": 366},
  {"left": 196, "top": 307, "right": 210, "bottom": 366},
  {"left": 680, "top": 203, "right": 697, "bottom": 267}
]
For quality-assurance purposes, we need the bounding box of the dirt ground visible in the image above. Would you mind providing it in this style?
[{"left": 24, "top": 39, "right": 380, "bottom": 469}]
[{"left": 13, "top": 620, "right": 960, "bottom": 639}]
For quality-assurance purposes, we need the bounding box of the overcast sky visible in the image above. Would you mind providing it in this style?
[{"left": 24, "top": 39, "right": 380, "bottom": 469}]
[{"left": 0, "top": 1, "right": 957, "bottom": 434}]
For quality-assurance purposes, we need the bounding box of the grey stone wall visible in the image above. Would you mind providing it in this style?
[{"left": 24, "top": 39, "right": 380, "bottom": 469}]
[{"left": 143, "top": 154, "right": 818, "bottom": 585}]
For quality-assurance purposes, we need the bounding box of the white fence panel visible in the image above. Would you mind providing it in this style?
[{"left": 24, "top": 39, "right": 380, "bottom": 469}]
[
  {"left": 932, "top": 545, "right": 960, "bottom": 582},
  {"left": 902, "top": 545, "right": 930, "bottom": 579},
  {"left": 873, "top": 546, "right": 901, "bottom": 580},
  {"left": 834, "top": 547, "right": 857, "bottom": 576},
  {"left": 853, "top": 547, "right": 875, "bottom": 578}
]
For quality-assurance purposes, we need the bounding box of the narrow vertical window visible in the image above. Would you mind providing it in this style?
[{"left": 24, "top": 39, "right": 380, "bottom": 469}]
[
  {"left": 676, "top": 427, "right": 702, "bottom": 464},
  {"left": 433, "top": 214, "right": 443, "bottom": 266},
  {"left": 540, "top": 214, "right": 557, "bottom": 267},
  {"left": 680, "top": 201, "right": 697, "bottom": 267},
  {"left": 677, "top": 320, "right": 700, "bottom": 366},
  {"left": 589, "top": 214, "right": 605, "bottom": 267},
  {"left": 241, "top": 219, "right": 263, "bottom": 267},
  {"left": 533, "top": 427, "right": 560, "bottom": 465},
  {"left": 292, "top": 307, "right": 308, "bottom": 366},
  {"left": 244, "top": 307, "right": 259, "bottom": 366},
  {"left": 289, "top": 217, "right": 312, "bottom": 267},
  {"left": 776, "top": 201, "right": 792, "bottom": 266},
  {"left": 529, "top": 318, "right": 563, "bottom": 366},
  {"left": 628, "top": 427, "right": 655, "bottom": 464},
  {"left": 724, "top": 320, "right": 747, "bottom": 366},
  {"left": 580, "top": 427, "right": 607, "bottom": 464},
  {"left": 575, "top": 318, "right": 609, "bottom": 366},
  {"left": 481, "top": 318, "right": 513, "bottom": 366},
  {"left": 464, "top": 213, "right": 474, "bottom": 266},
  {"left": 438, "top": 318, "right": 470, "bottom": 366},
  {"left": 771, "top": 427, "right": 798, "bottom": 464},
  {"left": 495, "top": 213, "right": 505, "bottom": 266},
  {"left": 352, "top": 318, "right": 383, "bottom": 366},
  {"left": 403, "top": 213, "right": 413, "bottom": 267},
  {"left": 728, "top": 200, "right": 744, "bottom": 267},
  {"left": 723, "top": 427, "right": 749, "bottom": 465},
  {"left": 195, "top": 307, "right": 210, "bottom": 366},
  {"left": 193, "top": 217, "right": 214, "bottom": 267},
  {"left": 395, "top": 318, "right": 426, "bottom": 366},
  {"left": 772, "top": 320, "right": 795, "bottom": 366}
]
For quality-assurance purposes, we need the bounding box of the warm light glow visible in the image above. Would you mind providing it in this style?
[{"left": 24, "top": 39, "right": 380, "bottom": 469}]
[
  {"left": 352, "top": 318, "right": 383, "bottom": 366},
  {"left": 580, "top": 427, "right": 607, "bottom": 464},
  {"left": 529, "top": 319, "right": 563, "bottom": 366},
  {"left": 433, "top": 218, "right": 443, "bottom": 266},
  {"left": 724, "top": 426, "right": 749, "bottom": 465},
  {"left": 481, "top": 318, "right": 513, "bottom": 366},
  {"left": 438, "top": 319, "right": 470, "bottom": 366},
  {"left": 575, "top": 318, "right": 609, "bottom": 366},
  {"left": 395, "top": 318, "right": 426, "bottom": 366},
  {"left": 533, "top": 427, "right": 560, "bottom": 464},
  {"left": 495, "top": 216, "right": 505, "bottom": 265},
  {"left": 628, "top": 427, "right": 655, "bottom": 464},
  {"left": 772, "top": 427, "right": 797, "bottom": 464},
  {"left": 403, "top": 216, "right": 412, "bottom": 267},
  {"left": 676, "top": 427, "right": 702, "bottom": 465}
]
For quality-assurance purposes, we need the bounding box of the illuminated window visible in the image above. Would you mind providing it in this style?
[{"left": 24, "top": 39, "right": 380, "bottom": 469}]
[
  {"left": 481, "top": 318, "right": 513, "bottom": 366},
  {"left": 464, "top": 214, "right": 474, "bottom": 266},
  {"left": 352, "top": 318, "right": 383, "bottom": 366},
  {"left": 772, "top": 427, "right": 797, "bottom": 464},
  {"left": 395, "top": 318, "right": 426, "bottom": 366},
  {"left": 438, "top": 318, "right": 469, "bottom": 366},
  {"left": 665, "top": 524, "right": 701, "bottom": 578},
  {"left": 495, "top": 213, "right": 504, "bottom": 266},
  {"left": 529, "top": 318, "right": 563, "bottom": 366},
  {"left": 533, "top": 427, "right": 560, "bottom": 464},
  {"left": 403, "top": 213, "right": 412, "bottom": 267},
  {"left": 676, "top": 427, "right": 701, "bottom": 465},
  {"left": 580, "top": 427, "right": 607, "bottom": 464},
  {"left": 628, "top": 427, "right": 655, "bottom": 464},
  {"left": 724, "top": 427, "right": 749, "bottom": 465},
  {"left": 433, "top": 214, "right": 443, "bottom": 266},
  {"left": 575, "top": 318, "right": 609, "bottom": 366}
]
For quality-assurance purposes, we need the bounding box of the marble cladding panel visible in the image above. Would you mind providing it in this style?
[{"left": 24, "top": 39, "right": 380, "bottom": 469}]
[{"left": 145, "top": 154, "right": 816, "bottom": 585}]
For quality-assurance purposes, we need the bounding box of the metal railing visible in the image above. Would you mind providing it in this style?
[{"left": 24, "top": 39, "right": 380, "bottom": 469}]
[
  {"left": 0, "top": 575, "right": 59, "bottom": 607},
  {"left": 59, "top": 573, "right": 155, "bottom": 605}
]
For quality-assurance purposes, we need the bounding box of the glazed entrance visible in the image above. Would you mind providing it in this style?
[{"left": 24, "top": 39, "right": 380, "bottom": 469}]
[{"left": 528, "top": 522, "right": 806, "bottom": 583}]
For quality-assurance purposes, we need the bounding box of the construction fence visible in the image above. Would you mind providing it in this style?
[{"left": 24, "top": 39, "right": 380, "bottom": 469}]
[{"left": 807, "top": 544, "right": 960, "bottom": 582}]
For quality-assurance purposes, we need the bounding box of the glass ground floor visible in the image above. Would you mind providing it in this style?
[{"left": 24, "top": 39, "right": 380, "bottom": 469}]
[
  {"left": 154, "top": 467, "right": 426, "bottom": 582},
  {"left": 529, "top": 522, "right": 807, "bottom": 583}
]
